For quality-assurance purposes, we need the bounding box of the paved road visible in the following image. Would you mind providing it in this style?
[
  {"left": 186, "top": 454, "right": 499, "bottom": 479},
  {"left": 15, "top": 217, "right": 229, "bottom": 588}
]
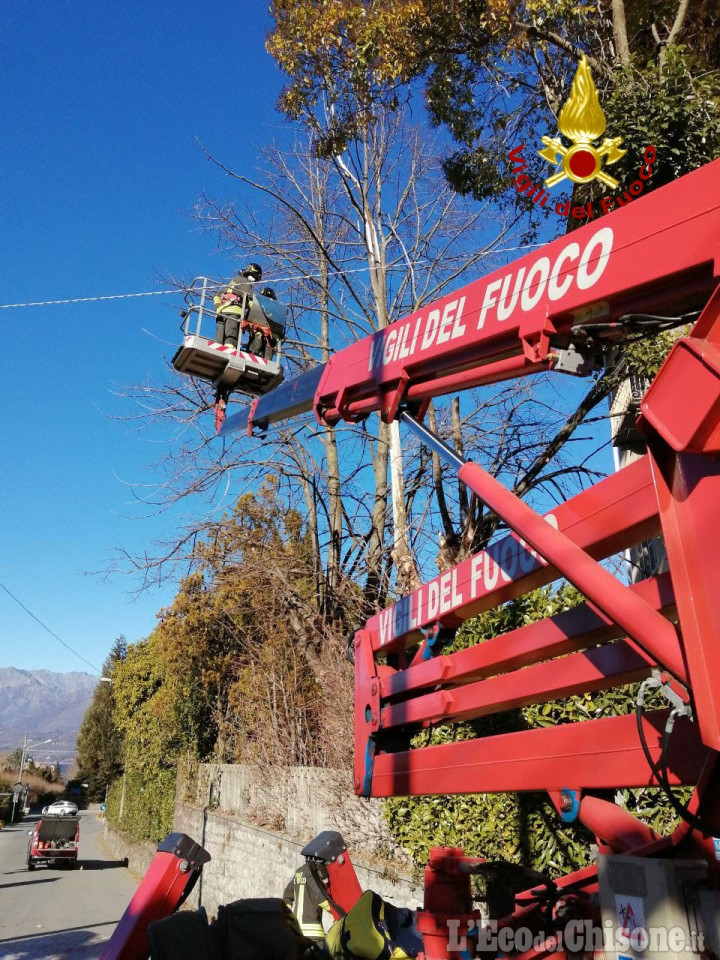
[{"left": 0, "top": 809, "right": 138, "bottom": 959}]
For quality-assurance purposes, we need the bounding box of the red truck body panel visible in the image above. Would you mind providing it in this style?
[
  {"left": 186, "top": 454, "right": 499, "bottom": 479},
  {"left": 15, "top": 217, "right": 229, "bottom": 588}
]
[{"left": 28, "top": 816, "right": 79, "bottom": 866}]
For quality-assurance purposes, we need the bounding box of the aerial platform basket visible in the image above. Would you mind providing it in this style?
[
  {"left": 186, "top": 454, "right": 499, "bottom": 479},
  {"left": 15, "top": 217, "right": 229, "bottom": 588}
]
[{"left": 172, "top": 277, "right": 286, "bottom": 397}]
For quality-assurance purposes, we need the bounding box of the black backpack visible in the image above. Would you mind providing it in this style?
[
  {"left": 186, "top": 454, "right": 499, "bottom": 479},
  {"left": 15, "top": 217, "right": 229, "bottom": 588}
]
[
  {"left": 212, "top": 897, "right": 321, "bottom": 960},
  {"left": 148, "top": 907, "right": 218, "bottom": 960}
]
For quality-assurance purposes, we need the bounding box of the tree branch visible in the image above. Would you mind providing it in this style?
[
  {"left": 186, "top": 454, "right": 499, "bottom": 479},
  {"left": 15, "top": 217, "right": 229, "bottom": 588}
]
[
  {"left": 661, "top": 0, "right": 691, "bottom": 65},
  {"left": 516, "top": 23, "right": 610, "bottom": 78}
]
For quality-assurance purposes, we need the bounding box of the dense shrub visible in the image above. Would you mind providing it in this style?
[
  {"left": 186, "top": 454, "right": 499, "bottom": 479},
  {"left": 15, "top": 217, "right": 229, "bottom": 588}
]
[
  {"left": 106, "top": 769, "right": 176, "bottom": 844},
  {"left": 0, "top": 777, "right": 14, "bottom": 822},
  {"left": 384, "top": 586, "right": 686, "bottom": 879}
]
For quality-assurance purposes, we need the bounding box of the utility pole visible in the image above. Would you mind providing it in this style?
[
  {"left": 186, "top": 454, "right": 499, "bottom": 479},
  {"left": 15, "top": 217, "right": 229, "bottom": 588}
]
[
  {"left": 18, "top": 733, "right": 28, "bottom": 782},
  {"left": 11, "top": 733, "right": 30, "bottom": 821},
  {"left": 14, "top": 735, "right": 52, "bottom": 821},
  {"left": 118, "top": 769, "right": 126, "bottom": 821},
  {"left": 18, "top": 735, "right": 52, "bottom": 781},
  {"left": 10, "top": 782, "right": 22, "bottom": 823}
]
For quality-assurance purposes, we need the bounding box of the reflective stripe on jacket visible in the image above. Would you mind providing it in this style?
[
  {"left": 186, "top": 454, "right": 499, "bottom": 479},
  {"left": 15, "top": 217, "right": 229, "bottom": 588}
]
[
  {"left": 214, "top": 274, "right": 254, "bottom": 318},
  {"left": 283, "top": 863, "right": 331, "bottom": 941}
]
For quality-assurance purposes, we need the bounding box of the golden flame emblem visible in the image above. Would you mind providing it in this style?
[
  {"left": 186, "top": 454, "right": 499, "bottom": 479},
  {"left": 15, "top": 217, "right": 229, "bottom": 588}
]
[
  {"left": 538, "top": 55, "right": 626, "bottom": 189},
  {"left": 558, "top": 57, "right": 606, "bottom": 143}
]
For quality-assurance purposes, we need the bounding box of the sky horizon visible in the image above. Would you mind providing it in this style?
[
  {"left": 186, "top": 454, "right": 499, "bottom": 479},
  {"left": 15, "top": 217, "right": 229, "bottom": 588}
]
[
  {"left": 0, "top": 4, "right": 613, "bottom": 677},
  {"left": 0, "top": 2, "right": 294, "bottom": 674}
]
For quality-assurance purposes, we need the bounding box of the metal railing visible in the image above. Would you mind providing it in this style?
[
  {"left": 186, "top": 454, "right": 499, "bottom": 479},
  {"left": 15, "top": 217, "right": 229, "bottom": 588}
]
[
  {"left": 179, "top": 276, "right": 225, "bottom": 338},
  {"left": 178, "top": 277, "right": 285, "bottom": 364}
]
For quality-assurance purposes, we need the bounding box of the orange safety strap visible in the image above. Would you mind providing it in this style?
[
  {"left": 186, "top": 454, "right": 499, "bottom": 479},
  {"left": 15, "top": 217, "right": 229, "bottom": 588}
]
[{"left": 241, "top": 320, "right": 276, "bottom": 344}]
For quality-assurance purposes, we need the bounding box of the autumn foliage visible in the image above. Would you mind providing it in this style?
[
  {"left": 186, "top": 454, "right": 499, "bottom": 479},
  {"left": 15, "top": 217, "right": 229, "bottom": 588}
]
[{"left": 100, "top": 481, "right": 355, "bottom": 840}]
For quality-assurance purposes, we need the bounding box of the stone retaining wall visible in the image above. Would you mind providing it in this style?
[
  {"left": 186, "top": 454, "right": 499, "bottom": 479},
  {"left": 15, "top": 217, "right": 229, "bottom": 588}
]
[
  {"left": 103, "top": 822, "right": 156, "bottom": 882},
  {"left": 104, "top": 763, "right": 422, "bottom": 921},
  {"left": 180, "top": 763, "right": 407, "bottom": 867},
  {"left": 174, "top": 801, "right": 422, "bottom": 919}
]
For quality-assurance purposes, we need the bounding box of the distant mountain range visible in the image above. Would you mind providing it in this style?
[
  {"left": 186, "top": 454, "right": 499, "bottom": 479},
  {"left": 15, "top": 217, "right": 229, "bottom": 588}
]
[{"left": 0, "top": 667, "right": 97, "bottom": 761}]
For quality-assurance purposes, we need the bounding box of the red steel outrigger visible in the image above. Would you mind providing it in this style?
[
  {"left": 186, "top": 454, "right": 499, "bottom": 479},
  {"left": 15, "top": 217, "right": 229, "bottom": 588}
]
[{"left": 108, "top": 158, "right": 720, "bottom": 959}]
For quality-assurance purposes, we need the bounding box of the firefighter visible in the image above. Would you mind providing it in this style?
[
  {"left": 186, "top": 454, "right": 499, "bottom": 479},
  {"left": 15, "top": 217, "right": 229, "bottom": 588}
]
[
  {"left": 214, "top": 263, "right": 262, "bottom": 348},
  {"left": 283, "top": 860, "right": 333, "bottom": 944},
  {"left": 244, "top": 285, "right": 281, "bottom": 358}
]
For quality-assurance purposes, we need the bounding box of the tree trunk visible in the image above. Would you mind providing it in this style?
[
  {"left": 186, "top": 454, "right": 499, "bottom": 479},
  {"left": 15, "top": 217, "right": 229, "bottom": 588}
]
[
  {"left": 612, "top": 0, "right": 630, "bottom": 63},
  {"left": 351, "top": 129, "right": 418, "bottom": 598},
  {"left": 316, "top": 249, "right": 343, "bottom": 610},
  {"left": 323, "top": 426, "right": 343, "bottom": 606},
  {"left": 366, "top": 420, "right": 389, "bottom": 605},
  {"left": 389, "top": 419, "right": 421, "bottom": 592},
  {"left": 428, "top": 401, "right": 460, "bottom": 571},
  {"left": 660, "top": 0, "right": 690, "bottom": 65},
  {"left": 451, "top": 397, "right": 469, "bottom": 523}
]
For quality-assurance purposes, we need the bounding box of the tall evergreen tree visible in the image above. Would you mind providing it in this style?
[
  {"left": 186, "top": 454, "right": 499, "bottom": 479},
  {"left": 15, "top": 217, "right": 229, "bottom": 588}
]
[{"left": 76, "top": 636, "right": 127, "bottom": 801}]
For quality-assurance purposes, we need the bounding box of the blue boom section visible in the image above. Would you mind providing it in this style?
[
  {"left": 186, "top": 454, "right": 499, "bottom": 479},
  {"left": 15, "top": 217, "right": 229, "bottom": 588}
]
[{"left": 219, "top": 364, "right": 325, "bottom": 436}]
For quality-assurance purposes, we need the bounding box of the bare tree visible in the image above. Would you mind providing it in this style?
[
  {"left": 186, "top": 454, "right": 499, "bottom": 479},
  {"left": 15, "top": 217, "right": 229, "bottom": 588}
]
[
  {"left": 113, "top": 111, "right": 614, "bottom": 688},
  {"left": 116, "top": 115, "right": 505, "bottom": 569}
]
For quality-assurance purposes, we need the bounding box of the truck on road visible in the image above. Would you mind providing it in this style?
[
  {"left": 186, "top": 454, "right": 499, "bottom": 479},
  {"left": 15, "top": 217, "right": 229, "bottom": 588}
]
[{"left": 27, "top": 814, "right": 79, "bottom": 870}]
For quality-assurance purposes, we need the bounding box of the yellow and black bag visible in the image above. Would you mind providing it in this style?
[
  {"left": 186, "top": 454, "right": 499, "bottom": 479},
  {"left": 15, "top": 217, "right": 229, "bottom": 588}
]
[{"left": 326, "top": 890, "right": 420, "bottom": 960}]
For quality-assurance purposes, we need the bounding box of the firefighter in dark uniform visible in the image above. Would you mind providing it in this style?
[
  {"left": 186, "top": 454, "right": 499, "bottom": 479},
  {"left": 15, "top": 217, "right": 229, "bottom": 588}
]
[
  {"left": 283, "top": 860, "right": 333, "bottom": 944},
  {"left": 245, "top": 285, "right": 282, "bottom": 358},
  {"left": 214, "top": 263, "right": 262, "bottom": 348}
]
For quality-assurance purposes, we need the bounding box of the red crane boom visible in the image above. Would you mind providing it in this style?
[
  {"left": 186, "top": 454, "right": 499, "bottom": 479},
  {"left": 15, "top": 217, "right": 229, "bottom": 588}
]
[
  {"left": 106, "top": 159, "right": 720, "bottom": 960},
  {"left": 222, "top": 157, "right": 720, "bottom": 436},
  {"left": 220, "top": 158, "right": 720, "bottom": 959}
]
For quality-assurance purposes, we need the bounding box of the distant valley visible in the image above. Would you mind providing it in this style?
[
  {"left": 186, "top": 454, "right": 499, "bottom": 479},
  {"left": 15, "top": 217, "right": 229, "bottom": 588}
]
[{"left": 0, "top": 667, "right": 97, "bottom": 763}]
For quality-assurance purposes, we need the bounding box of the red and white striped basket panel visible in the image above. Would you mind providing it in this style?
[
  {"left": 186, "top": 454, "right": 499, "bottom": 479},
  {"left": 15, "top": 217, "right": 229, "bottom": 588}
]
[{"left": 185, "top": 337, "right": 269, "bottom": 366}]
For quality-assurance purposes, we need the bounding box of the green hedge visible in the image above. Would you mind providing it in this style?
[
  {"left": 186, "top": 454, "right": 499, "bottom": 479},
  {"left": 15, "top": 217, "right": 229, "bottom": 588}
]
[
  {"left": 106, "top": 768, "right": 176, "bottom": 843},
  {"left": 385, "top": 791, "right": 594, "bottom": 879},
  {"left": 384, "top": 586, "right": 686, "bottom": 880}
]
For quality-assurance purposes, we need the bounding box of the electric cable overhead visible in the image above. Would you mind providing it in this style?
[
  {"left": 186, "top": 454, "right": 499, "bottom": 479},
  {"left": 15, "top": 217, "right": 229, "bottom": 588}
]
[
  {"left": 0, "top": 244, "right": 545, "bottom": 311},
  {"left": 0, "top": 580, "right": 102, "bottom": 675}
]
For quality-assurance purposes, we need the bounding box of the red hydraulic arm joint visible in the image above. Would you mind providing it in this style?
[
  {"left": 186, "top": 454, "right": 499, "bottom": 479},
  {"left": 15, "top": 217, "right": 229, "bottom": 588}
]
[
  {"left": 100, "top": 833, "right": 210, "bottom": 960},
  {"left": 324, "top": 854, "right": 363, "bottom": 919},
  {"left": 416, "top": 848, "right": 479, "bottom": 960},
  {"left": 300, "top": 830, "right": 363, "bottom": 919}
]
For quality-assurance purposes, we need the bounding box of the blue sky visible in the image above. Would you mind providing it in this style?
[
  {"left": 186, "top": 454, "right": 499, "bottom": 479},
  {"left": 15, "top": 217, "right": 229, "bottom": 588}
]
[
  {"left": 0, "top": 1, "right": 290, "bottom": 673},
  {"left": 0, "top": 4, "right": 615, "bottom": 677}
]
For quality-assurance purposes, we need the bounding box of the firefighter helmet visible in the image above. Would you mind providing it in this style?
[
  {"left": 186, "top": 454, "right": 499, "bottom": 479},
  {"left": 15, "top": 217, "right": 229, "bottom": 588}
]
[
  {"left": 260, "top": 286, "right": 277, "bottom": 300},
  {"left": 243, "top": 263, "right": 262, "bottom": 281}
]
